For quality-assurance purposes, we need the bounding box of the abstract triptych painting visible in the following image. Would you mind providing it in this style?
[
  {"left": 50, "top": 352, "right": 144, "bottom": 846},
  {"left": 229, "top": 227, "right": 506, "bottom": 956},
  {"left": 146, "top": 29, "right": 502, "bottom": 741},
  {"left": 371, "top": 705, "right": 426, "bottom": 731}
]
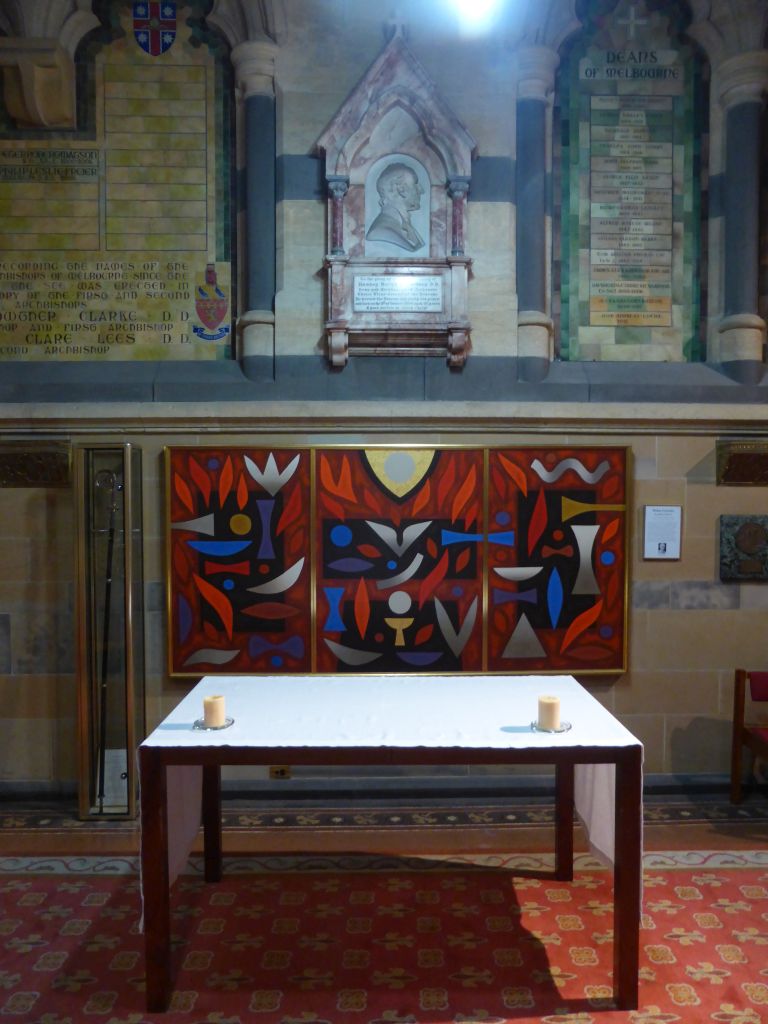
[{"left": 166, "top": 446, "right": 628, "bottom": 676}]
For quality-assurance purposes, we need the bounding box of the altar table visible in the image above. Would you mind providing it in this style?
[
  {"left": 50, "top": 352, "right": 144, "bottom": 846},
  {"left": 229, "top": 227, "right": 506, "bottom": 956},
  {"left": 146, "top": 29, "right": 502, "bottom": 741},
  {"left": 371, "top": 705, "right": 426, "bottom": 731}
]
[{"left": 139, "top": 674, "right": 643, "bottom": 1011}]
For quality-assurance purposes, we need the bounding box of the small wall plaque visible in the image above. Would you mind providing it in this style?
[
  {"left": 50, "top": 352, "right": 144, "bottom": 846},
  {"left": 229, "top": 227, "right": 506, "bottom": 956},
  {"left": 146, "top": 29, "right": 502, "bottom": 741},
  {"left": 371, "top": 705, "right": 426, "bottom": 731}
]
[
  {"left": 0, "top": 441, "right": 71, "bottom": 487},
  {"left": 643, "top": 505, "right": 682, "bottom": 560},
  {"left": 719, "top": 515, "right": 768, "bottom": 581},
  {"left": 716, "top": 440, "right": 768, "bottom": 485}
]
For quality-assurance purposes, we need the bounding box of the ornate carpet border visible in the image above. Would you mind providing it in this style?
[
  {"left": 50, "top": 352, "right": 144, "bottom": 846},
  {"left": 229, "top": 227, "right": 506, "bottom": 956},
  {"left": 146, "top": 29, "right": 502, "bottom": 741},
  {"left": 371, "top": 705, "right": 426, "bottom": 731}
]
[
  {"left": 3, "top": 798, "right": 768, "bottom": 833},
  {"left": 2, "top": 850, "right": 767, "bottom": 875}
]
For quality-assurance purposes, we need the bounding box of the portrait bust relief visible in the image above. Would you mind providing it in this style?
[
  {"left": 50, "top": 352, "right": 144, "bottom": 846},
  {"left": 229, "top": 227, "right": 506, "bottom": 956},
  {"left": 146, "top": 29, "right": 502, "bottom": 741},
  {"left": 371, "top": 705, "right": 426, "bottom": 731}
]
[{"left": 364, "top": 155, "right": 429, "bottom": 257}]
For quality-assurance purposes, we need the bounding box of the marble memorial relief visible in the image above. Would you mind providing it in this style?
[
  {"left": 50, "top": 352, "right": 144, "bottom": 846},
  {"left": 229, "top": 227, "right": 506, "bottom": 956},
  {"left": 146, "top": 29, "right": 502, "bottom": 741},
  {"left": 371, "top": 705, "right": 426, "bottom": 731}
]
[
  {"left": 365, "top": 157, "right": 429, "bottom": 256},
  {"left": 316, "top": 29, "right": 475, "bottom": 368}
]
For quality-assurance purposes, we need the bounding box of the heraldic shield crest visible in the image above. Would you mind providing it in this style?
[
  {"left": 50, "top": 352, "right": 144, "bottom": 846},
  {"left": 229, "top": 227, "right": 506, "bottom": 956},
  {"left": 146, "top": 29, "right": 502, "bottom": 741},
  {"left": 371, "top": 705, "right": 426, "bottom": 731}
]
[
  {"left": 133, "top": 2, "right": 176, "bottom": 56},
  {"left": 193, "top": 263, "right": 230, "bottom": 341}
]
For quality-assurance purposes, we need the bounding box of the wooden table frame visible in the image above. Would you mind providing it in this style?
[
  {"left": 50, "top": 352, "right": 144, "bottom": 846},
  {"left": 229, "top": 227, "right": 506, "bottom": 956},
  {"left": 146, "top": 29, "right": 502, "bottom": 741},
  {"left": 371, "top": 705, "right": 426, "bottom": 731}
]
[{"left": 139, "top": 741, "right": 642, "bottom": 1012}]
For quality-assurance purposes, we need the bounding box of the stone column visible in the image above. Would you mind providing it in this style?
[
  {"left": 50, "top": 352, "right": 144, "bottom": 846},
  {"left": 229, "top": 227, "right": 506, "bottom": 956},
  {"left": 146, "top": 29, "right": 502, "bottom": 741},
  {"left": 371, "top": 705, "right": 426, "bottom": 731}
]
[
  {"left": 327, "top": 176, "right": 349, "bottom": 255},
  {"left": 232, "top": 39, "right": 278, "bottom": 381},
  {"left": 515, "top": 45, "right": 558, "bottom": 382},
  {"left": 447, "top": 176, "right": 470, "bottom": 256},
  {"left": 716, "top": 52, "right": 768, "bottom": 383}
]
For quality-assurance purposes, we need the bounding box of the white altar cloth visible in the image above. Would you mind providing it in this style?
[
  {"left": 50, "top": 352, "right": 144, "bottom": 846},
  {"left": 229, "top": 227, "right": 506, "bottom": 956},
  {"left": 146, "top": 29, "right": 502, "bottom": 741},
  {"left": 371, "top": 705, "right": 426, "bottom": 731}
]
[{"left": 142, "top": 674, "right": 642, "bottom": 877}]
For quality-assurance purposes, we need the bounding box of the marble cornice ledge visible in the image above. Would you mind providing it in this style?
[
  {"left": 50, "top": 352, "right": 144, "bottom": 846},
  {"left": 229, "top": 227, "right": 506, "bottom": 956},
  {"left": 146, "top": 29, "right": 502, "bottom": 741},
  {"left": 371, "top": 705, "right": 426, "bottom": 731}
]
[{"left": 1, "top": 401, "right": 768, "bottom": 438}]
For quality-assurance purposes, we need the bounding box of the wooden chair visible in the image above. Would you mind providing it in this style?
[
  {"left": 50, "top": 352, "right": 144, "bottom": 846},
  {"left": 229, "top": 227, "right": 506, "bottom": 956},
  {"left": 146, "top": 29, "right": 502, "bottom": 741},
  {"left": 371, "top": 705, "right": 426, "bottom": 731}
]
[{"left": 730, "top": 669, "right": 768, "bottom": 803}]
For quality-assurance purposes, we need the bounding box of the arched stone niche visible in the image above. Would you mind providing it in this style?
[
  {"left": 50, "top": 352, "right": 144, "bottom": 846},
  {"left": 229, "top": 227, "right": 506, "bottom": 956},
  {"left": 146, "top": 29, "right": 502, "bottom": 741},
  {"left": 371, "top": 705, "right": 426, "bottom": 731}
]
[{"left": 316, "top": 30, "right": 476, "bottom": 368}]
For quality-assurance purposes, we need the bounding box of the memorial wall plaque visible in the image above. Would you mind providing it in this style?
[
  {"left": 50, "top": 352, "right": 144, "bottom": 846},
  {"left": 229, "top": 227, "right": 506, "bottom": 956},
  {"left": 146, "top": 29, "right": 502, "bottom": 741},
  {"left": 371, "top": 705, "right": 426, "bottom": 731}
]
[
  {"left": 588, "top": 94, "right": 673, "bottom": 327},
  {"left": 0, "top": 5, "right": 232, "bottom": 363},
  {"left": 559, "top": 0, "right": 700, "bottom": 362},
  {"left": 353, "top": 275, "right": 443, "bottom": 313}
]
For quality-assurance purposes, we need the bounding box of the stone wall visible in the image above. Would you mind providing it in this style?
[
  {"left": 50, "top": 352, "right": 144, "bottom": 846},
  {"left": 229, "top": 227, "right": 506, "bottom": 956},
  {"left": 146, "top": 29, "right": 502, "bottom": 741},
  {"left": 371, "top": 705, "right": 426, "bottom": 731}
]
[{"left": 2, "top": 416, "right": 767, "bottom": 795}]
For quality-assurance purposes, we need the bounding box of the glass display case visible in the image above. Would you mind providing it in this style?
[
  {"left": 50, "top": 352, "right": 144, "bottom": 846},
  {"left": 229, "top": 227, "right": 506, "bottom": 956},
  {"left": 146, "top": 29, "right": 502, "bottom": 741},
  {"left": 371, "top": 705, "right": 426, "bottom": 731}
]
[{"left": 75, "top": 444, "right": 145, "bottom": 818}]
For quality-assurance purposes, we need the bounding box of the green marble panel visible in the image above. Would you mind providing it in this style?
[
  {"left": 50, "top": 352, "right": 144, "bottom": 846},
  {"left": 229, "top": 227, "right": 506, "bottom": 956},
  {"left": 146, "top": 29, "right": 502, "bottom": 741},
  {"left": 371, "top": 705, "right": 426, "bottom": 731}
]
[{"left": 557, "top": 0, "right": 702, "bottom": 362}]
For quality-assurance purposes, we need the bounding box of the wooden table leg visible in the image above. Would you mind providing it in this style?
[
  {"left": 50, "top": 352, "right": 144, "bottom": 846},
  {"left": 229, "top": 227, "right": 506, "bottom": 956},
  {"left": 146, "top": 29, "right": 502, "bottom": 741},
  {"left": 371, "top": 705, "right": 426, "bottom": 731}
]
[
  {"left": 554, "top": 761, "right": 574, "bottom": 880},
  {"left": 202, "top": 764, "right": 222, "bottom": 883},
  {"left": 613, "top": 746, "right": 643, "bottom": 1010},
  {"left": 139, "top": 747, "right": 172, "bottom": 1012}
]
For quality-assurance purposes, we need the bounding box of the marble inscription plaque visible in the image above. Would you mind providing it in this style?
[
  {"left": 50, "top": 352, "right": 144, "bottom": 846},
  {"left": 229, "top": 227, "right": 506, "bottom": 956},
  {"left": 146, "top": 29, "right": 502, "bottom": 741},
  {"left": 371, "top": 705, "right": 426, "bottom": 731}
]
[{"left": 353, "top": 275, "right": 443, "bottom": 313}]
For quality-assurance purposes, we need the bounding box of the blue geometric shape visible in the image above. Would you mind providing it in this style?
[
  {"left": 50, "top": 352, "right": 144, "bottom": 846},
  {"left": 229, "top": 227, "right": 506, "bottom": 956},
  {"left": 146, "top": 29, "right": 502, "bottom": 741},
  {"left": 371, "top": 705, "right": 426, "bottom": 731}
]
[
  {"left": 187, "top": 540, "right": 251, "bottom": 556},
  {"left": 495, "top": 510, "right": 512, "bottom": 526},
  {"left": 330, "top": 524, "right": 353, "bottom": 547},
  {"left": 547, "top": 569, "right": 564, "bottom": 628},
  {"left": 489, "top": 530, "right": 515, "bottom": 546},
  {"left": 256, "top": 499, "right": 276, "bottom": 559},
  {"left": 327, "top": 558, "right": 374, "bottom": 573},
  {"left": 323, "top": 587, "right": 346, "bottom": 632},
  {"left": 249, "top": 635, "right": 305, "bottom": 659},
  {"left": 600, "top": 550, "right": 616, "bottom": 565},
  {"left": 397, "top": 651, "right": 443, "bottom": 666},
  {"left": 178, "top": 594, "right": 193, "bottom": 644},
  {"left": 492, "top": 587, "right": 537, "bottom": 606},
  {"left": 442, "top": 529, "right": 484, "bottom": 546}
]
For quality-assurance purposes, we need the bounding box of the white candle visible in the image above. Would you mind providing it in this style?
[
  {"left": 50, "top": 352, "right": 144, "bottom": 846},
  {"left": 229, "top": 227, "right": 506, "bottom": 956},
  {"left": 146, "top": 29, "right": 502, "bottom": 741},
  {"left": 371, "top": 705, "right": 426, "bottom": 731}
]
[
  {"left": 203, "top": 694, "right": 226, "bottom": 728},
  {"left": 538, "top": 695, "right": 560, "bottom": 731}
]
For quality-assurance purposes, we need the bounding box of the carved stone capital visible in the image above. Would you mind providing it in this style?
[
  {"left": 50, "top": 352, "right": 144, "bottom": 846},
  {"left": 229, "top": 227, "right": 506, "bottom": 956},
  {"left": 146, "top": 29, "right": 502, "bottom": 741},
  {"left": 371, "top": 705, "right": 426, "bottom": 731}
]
[
  {"left": 0, "top": 39, "right": 75, "bottom": 128},
  {"left": 0, "top": 2, "right": 100, "bottom": 55},
  {"left": 327, "top": 175, "right": 349, "bottom": 201},
  {"left": 447, "top": 175, "right": 470, "bottom": 199},
  {"left": 515, "top": 45, "right": 560, "bottom": 102},
  {"left": 207, "top": 0, "right": 283, "bottom": 49},
  {"left": 687, "top": 0, "right": 768, "bottom": 70},
  {"left": 231, "top": 38, "right": 278, "bottom": 99},
  {"left": 0, "top": 1, "right": 99, "bottom": 129},
  {"left": 716, "top": 51, "right": 768, "bottom": 110},
  {"left": 513, "top": 0, "right": 581, "bottom": 57}
]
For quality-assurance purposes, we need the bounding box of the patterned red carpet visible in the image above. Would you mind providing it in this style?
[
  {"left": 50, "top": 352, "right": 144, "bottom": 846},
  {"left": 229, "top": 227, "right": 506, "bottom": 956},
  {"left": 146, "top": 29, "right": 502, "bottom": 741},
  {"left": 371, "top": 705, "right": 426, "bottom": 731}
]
[{"left": 1, "top": 852, "right": 767, "bottom": 1023}]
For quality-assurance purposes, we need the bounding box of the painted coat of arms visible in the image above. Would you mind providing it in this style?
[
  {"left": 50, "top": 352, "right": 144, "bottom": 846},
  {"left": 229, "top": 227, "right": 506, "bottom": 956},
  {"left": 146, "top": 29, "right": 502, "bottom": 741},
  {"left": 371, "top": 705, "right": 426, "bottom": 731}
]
[
  {"left": 133, "top": 2, "right": 176, "bottom": 56},
  {"left": 193, "top": 263, "right": 230, "bottom": 341}
]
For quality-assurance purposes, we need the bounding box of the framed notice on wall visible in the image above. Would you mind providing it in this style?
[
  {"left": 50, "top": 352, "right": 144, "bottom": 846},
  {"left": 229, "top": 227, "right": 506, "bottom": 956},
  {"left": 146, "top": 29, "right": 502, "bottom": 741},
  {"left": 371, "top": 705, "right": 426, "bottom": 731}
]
[{"left": 643, "top": 505, "right": 682, "bottom": 560}]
